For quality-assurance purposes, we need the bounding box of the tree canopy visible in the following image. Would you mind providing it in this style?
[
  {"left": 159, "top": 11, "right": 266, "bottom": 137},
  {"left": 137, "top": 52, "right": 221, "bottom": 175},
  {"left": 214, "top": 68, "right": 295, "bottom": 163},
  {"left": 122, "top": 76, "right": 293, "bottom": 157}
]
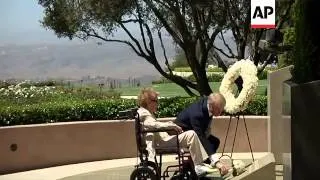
[{"left": 39, "top": 0, "right": 294, "bottom": 96}]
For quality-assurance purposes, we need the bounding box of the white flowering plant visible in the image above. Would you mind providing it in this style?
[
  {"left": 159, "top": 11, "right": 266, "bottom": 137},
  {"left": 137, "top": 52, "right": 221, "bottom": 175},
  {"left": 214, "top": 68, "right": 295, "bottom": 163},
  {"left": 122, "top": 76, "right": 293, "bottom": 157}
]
[
  {"left": 219, "top": 59, "right": 259, "bottom": 114},
  {"left": 0, "top": 80, "right": 62, "bottom": 99}
]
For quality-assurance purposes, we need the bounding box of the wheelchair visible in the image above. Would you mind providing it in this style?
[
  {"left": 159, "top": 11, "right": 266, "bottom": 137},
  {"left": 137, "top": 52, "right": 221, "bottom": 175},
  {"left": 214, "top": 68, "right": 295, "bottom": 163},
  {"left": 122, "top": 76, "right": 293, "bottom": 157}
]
[{"left": 118, "top": 108, "right": 198, "bottom": 180}]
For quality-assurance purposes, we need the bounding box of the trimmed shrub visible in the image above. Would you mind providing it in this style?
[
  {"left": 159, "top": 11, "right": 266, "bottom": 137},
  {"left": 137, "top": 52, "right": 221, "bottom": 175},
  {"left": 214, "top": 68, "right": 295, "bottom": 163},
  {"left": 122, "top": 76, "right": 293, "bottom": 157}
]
[
  {"left": 208, "top": 74, "right": 224, "bottom": 82},
  {"left": 152, "top": 73, "right": 224, "bottom": 84},
  {"left": 185, "top": 73, "right": 223, "bottom": 82},
  {"left": 0, "top": 95, "right": 267, "bottom": 126},
  {"left": 243, "top": 95, "right": 268, "bottom": 116},
  {"left": 174, "top": 67, "right": 224, "bottom": 72},
  {"left": 152, "top": 78, "right": 172, "bottom": 84}
]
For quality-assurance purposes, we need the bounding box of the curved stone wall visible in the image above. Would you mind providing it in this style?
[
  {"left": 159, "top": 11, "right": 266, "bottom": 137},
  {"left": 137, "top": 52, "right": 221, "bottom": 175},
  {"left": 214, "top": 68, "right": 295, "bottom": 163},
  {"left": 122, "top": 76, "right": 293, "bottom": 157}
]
[{"left": 0, "top": 116, "right": 268, "bottom": 174}]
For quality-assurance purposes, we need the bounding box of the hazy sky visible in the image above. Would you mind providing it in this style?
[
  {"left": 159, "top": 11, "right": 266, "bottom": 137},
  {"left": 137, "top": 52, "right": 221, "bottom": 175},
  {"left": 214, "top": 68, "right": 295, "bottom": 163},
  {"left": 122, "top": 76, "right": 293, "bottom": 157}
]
[
  {"left": 0, "top": 0, "right": 238, "bottom": 79},
  {"left": 0, "top": 0, "right": 141, "bottom": 45},
  {"left": 0, "top": 0, "right": 63, "bottom": 44}
]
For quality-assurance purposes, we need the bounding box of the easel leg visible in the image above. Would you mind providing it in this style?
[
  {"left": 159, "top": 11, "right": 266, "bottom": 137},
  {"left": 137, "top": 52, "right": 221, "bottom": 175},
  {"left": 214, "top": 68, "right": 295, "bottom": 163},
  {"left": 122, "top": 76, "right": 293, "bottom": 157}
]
[
  {"left": 242, "top": 115, "right": 255, "bottom": 162},
  {"left": 220, "top": 114, "right": 255, "bottom": 164},
  {"left": 230, "top": 115, "right": 240, "bottom": 159},
  {"left": 221, "top": 115, "right": 232, "bottom": 156}
]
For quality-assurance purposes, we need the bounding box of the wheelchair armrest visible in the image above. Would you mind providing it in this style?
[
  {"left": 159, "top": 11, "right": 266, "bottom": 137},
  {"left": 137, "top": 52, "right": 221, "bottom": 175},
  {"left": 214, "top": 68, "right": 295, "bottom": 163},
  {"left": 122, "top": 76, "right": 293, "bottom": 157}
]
[
  {"left": 142, "top": 127, "right": 179, "bottom": 135},
  {"left": 141, "top": 127, "right": 182, "bottom": 153}
]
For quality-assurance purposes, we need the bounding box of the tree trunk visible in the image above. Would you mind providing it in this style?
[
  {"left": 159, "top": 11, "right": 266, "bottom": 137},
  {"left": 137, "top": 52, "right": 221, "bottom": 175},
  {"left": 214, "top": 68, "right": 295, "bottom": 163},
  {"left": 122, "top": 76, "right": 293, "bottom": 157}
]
[
  {"left": 185, "top": 45, "right": 213, "bottom": 96},
  {"left": 196, "top": 68, "right": 212, "bottom": 96},
  {"left": 238, "top": 40, "right": 246, "bottom": 60}
]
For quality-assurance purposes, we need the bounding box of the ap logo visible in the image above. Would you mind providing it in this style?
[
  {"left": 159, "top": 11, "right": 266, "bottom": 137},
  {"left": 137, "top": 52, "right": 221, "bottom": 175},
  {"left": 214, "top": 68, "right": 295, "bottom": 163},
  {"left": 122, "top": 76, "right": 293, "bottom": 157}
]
[{"left": 251, "top": 0, "right": 275, "bottom": 29}]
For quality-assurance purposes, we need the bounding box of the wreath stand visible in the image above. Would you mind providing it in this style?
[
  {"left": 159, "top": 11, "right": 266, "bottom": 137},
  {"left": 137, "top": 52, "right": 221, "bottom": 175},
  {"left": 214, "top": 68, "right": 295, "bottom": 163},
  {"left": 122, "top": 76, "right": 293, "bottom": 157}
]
[
  {"left": 217, "top": 59, "right": 259, "bottom": 176},
  {"left": 219, "top": 113, "right": 255, "bottom": 176}
]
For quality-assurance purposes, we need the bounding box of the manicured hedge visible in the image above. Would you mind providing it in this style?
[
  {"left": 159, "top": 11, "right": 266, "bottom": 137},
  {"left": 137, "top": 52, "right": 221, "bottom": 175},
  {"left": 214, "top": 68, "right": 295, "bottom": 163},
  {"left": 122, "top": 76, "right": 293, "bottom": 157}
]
[
  {"left": 174, "top": 66, "right": 277, "bottom": 80},
  {"left": 187, "top": 74, "right": 224, "bottom": 82},
  {"left": 0, "top": 95, "right": 267, "bottom": 126},
  {"left": 152, "top": 74, "right": 224, "bottom": 84},
  {"left": 152, "top": 70, "right": 270, "bottom": 85},
  {"left": 174, "top": 67, "right": 224, "bottom": 72}
]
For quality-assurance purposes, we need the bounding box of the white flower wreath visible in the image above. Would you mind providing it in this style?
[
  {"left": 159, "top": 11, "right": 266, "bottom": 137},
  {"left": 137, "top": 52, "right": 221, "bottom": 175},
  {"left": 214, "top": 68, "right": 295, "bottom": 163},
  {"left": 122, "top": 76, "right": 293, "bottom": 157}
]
[{"left": 219, "top": 59, "right": 259, "bottom": 114}]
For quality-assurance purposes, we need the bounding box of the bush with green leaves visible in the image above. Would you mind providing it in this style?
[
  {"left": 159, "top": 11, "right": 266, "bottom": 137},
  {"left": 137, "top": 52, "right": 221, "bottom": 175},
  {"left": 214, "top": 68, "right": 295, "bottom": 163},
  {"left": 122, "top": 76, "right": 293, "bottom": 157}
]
[
  {"left": 0, "top": 95, "right": 267, "bottom": 126},
  {"left": 152, "top": 73, "right": 224, "bottom": 84},
  {"left": 186, "top": 73, "right": 224, "bottom": 82},
  {"left": 278, "top": 27, "right": 295, "bottom": 68},
  {"left": 0, "top": 82, "right": 121, "bottom": 108},
  {"left": 257, "top": 66, "right": 279, "bottom": 80},
  {"left": 152, "top": 78, "right": 172, "bottom": 84},
  {"left": 291, "top": 0, "right": 320, "bottom": 83},
  {"left": 0, "top": 79, "right": 64, "bottom": 89},
  {"left": 174, "top": 66, "right": 275, "bottom": 81},
  {"left": 0, "top": 99, "right": 135, "bottom": 126},
  {"left": 174, "top": 67, "right": 224, "bottom": 72},
  {"left": 0, "top": 82, "right": 60, "bottom": 98},
  {"left": 208, "top": 74, "right": 224, "bottom": 82},
  {"left": 242, "top": 95, "right": 267, "bottom": 116}
]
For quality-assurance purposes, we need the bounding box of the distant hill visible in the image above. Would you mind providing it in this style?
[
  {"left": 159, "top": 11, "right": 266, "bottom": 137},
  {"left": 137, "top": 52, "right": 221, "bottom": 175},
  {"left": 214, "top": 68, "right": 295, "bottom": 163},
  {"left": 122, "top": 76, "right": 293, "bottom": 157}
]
[
  {"left": 0, "top": 32, "right": 239, "bottom": 83},
  {"left": 0, "top": 38, "right": 177, "bottom": 81}
]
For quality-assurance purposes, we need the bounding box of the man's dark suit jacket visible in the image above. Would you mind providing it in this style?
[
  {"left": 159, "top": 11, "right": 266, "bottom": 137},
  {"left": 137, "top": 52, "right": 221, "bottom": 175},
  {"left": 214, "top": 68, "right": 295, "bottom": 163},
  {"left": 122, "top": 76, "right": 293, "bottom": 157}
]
[{"left": 174, "top": 97, "right": 216, "bottom": 155}]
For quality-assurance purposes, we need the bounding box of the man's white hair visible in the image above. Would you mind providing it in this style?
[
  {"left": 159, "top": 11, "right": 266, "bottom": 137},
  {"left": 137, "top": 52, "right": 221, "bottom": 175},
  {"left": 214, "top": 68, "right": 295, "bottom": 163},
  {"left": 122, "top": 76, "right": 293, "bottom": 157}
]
[{"left": 208, "top": 93, "right": 226, "bottom": 108}]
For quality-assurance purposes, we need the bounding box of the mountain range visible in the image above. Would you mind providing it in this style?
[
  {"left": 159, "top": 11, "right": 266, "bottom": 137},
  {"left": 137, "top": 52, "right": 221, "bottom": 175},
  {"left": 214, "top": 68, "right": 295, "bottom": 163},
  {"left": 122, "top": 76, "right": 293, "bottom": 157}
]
[
  {"left": 0, "top": 34, "right": 237, "bottom": 84},
  {"left": 0, "top": 39, "right": 178, "bottom": 82}
]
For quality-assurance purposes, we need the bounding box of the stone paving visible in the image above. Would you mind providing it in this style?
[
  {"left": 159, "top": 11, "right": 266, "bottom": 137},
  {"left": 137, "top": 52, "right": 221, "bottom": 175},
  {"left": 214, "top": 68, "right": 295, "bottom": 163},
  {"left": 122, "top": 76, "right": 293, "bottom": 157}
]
[{"left": 0, "top": 153, "right": 283, "bottom": 180}]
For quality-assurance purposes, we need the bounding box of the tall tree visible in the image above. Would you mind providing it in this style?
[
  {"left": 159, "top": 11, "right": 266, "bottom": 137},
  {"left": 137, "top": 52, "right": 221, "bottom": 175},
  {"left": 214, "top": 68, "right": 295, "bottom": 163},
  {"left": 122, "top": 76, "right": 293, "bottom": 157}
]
[
  {"left": 39, "top": 0, "right": 294, "bottom": 96},
  {"left": 292, "top": 0, "right": 320, "bottom": 83}
]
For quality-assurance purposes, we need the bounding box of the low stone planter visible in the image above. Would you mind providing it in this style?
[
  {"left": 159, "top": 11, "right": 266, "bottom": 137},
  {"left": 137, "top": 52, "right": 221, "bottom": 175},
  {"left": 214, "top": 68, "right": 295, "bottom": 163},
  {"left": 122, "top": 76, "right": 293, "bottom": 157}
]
[{"left": 0, "top": 116, "right": 268, "bottom": 174}]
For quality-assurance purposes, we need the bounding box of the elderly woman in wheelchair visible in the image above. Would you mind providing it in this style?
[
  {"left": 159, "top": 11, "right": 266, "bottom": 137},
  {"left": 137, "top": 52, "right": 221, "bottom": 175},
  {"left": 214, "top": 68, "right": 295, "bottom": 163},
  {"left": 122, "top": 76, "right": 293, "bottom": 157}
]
[{"left": 130, "top": 87, "right": 228, "bottom": 180}]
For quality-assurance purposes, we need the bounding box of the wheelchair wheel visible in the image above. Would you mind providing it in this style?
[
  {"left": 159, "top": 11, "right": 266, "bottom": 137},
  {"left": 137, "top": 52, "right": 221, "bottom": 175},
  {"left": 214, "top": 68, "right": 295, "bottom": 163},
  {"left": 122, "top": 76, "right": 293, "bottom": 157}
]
[
  {"left": 170, "top": 166, "right": 197, "bottom": 180},
  {"left": 171, "top": 173, "right": 191, "bottom": 180},
  {"left": 171, "top": 173, "right": 184, "bottom": 180},
  {"left": 130, "top": 167, "right": 157, "bottom": 180},
  {"left": 170, "top": 172, "right": 194, "bottom": 180},
  {"left": 186, "top": 168, "right": 197, "bottom": 179},
  {"left": 143, "top": 161, "right": 158, "bottom": 174},
  {"left": 170, "top": 170, "right": 197, "bottom": 180}
]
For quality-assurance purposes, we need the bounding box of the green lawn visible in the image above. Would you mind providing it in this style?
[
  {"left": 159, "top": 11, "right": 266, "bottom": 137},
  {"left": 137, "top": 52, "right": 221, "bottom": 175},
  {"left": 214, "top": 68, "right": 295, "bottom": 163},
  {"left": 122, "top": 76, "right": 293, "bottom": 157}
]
[{"left": 116, "top": 80, "right": 267, "bottom": 97}]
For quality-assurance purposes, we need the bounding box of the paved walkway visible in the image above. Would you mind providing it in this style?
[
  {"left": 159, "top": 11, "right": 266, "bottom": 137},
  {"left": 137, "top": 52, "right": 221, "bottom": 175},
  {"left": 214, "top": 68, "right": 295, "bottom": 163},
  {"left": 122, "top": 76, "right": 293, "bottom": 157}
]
[
  {"left": 0, "top": 156, "right": 176, "bottom": 180},
  {"left": 0, "top": 153, "right": 283, "bottom": 180}
]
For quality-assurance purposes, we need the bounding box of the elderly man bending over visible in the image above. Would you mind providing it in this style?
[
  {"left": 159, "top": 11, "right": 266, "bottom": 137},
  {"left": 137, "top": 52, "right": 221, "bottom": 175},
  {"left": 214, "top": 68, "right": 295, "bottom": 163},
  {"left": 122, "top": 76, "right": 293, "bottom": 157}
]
[
  {"left": 174, "top": 93, "right": 229, "bottom": 175},
  {"left": 137, "top": 87, "right": 214, "bottom": 177}
]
